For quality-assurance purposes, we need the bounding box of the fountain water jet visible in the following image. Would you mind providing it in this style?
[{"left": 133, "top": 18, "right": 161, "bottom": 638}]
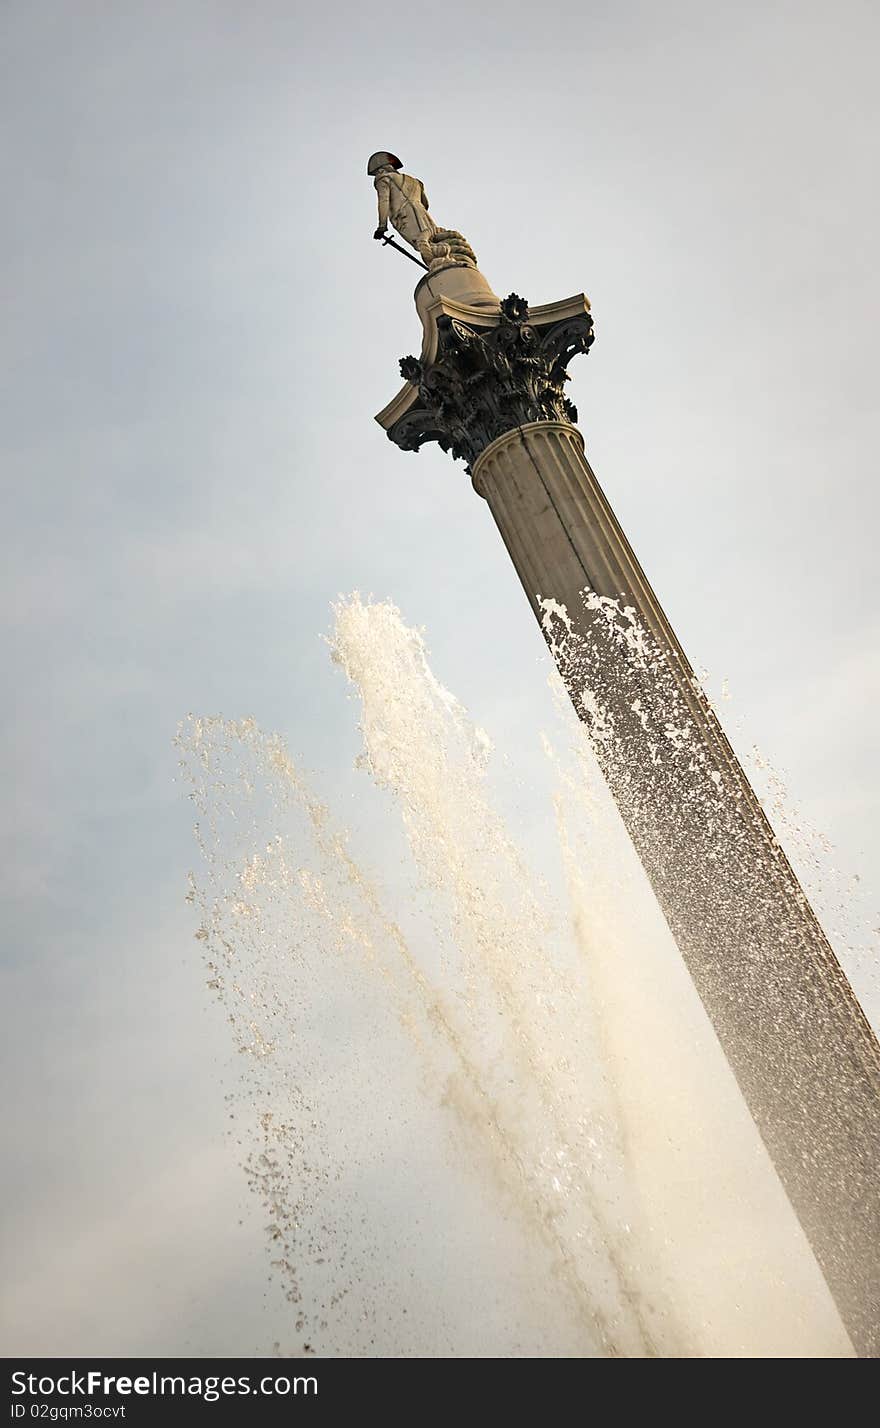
[{"left": 178, "top": 595, "right": 855, "bottom": 1357}]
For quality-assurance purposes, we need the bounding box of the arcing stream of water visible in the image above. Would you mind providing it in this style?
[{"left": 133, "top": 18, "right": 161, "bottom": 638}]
[{"left": 176, "top": 594, "right": 871, "bottom": 1357}]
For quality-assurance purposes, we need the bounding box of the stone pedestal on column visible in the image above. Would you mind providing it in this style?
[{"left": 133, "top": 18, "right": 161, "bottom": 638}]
[{"left": 376, "top": 267, "right": 880, "bottom": 1357}]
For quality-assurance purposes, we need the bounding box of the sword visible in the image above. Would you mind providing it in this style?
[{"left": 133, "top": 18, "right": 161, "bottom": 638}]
[{"left": 379, "top": 233, "right": 429, "bottom": 271}]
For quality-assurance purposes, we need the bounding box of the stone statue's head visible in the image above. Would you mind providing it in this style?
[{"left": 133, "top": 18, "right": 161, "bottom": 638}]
[{"left": 367, "top": 151, "right": 402, "bottom": 176}]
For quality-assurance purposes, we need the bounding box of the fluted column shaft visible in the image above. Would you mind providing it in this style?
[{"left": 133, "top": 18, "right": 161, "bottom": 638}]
[{"left": 474, "top": 420, "right": 880, "bottom": 1357}]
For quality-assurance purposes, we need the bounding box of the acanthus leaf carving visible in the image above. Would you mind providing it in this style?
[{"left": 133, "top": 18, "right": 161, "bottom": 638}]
[{"left": 388, "top": 295, "right": 594, "bottom": 472}]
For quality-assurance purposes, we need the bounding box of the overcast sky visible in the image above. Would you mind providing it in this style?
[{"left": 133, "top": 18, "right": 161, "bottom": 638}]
[{"left": 2, "top": 0, "right": 878, "bottom": 1356}]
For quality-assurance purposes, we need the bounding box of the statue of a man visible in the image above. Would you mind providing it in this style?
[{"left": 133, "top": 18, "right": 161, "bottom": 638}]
[{"left": 367, "top": 152, "right": 476, "bottom": 271}]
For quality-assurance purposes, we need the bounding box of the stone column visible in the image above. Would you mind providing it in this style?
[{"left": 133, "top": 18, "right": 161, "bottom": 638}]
[
  {"left": 473, "top": 418, "right": 880, "bottom": 1356},
  {"left": 376, "top": 269, "right": 880, "bottom": 1356}
]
